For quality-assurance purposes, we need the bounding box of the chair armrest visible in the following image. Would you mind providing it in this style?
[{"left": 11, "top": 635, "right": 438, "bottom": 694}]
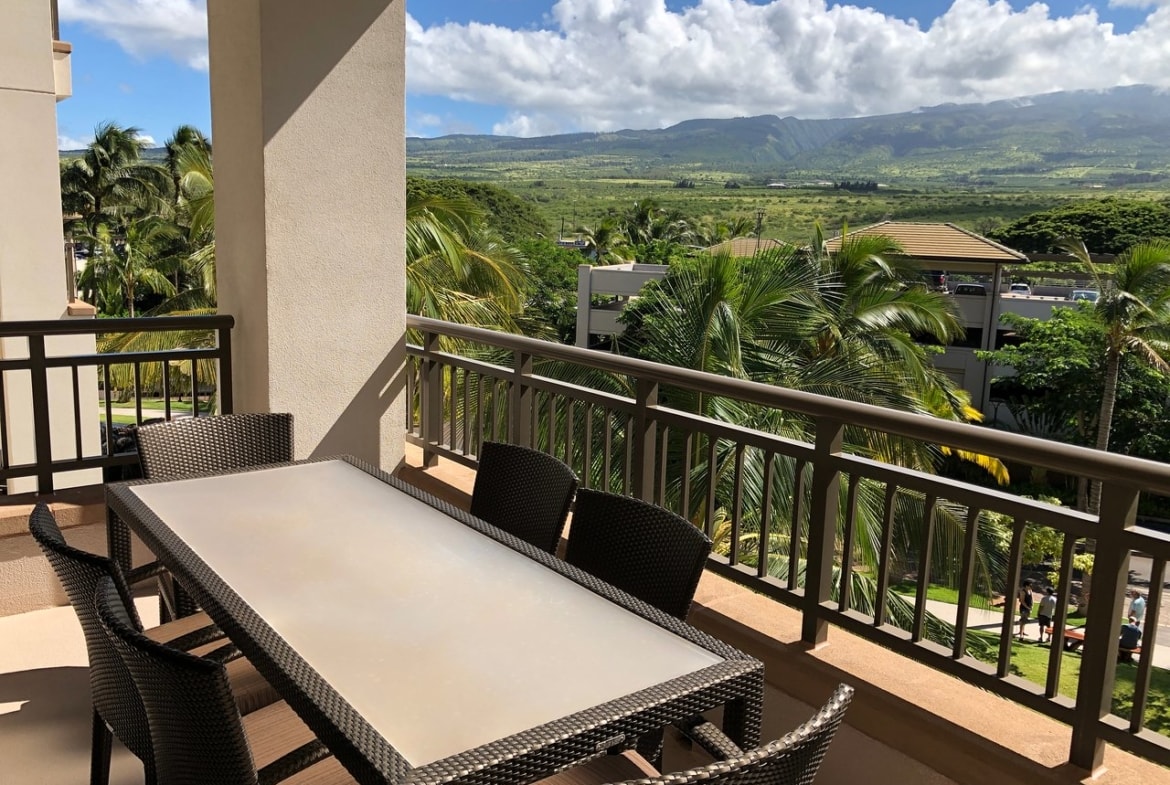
[
  {"left": 674, "top": 716, "right": 743, "bottom": 761},
  {"left": 202, "top": 642, "right": 244, "bottom": 666},
  {"left": 256, "top": 740, "right": 331, "bottom": 785},
  {"left": 166, "top": 624, "right": 228, "bottom": 653},
  {"left": 126, "top": 561, "right": 168, "bottom": 584}
]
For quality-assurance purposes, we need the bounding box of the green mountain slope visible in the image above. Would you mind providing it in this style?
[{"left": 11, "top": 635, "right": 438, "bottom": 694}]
[{"left": 406, "top": 85, "right": 1170, "bottom": 184}]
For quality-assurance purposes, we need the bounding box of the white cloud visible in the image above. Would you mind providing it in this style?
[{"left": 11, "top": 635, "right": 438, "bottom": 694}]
[
  {"left": 58, "top": 134, "right": 93, "bottom": 151},
  {"left": 138, "top": 134, "right": 157, "bottom": 146},
  {"left": 407, "top": 0, "right": 1170, "bottom": 135},
  {"left": 56, "top": 1, "right": 1170, "bottom": 137},
  {"left": 60, "top": 0, "right": 209, "bottom": 70}
]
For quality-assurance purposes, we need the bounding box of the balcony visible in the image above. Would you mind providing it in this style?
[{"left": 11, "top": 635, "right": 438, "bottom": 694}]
[{"left": 2, "top": 315, "right": 1169, "bottom": 783}]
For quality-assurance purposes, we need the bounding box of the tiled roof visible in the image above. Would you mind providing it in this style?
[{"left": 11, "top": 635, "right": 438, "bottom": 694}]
[
  {"left": 705, "top": 237, "right": 789, "bottom": 257},
  {"left": 823, "top": 222, "right": 1027, "bottom": 263}
]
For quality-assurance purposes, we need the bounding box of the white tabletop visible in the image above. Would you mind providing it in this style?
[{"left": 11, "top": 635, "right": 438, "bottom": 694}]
[{"left": 130, "top": 460, "right": 724, "bottom": 766}]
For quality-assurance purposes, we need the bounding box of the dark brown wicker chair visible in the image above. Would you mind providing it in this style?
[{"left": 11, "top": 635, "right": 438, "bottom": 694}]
[
  {"left": 29, "top": 504, "right": 276, "bottom": 785},
  {"left": 95, "top": 575, "right": 356, "bottom": 785},
  {"left": 135, "top": 412, "right": 294, "bottom": 617},
  {"left": 565, "top": 489, "right": 712, "bottom": 620},
  {"left": 470, "top": 441, "right": 578, "bottom": 554},
  {"left": 136, "top": 412, "right": 294, "bottom": 479},
  {"left": 536, "top": 684, "right": 853, "bottom": 785}
]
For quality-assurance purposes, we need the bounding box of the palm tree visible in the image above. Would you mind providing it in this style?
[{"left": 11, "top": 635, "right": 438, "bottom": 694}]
[
  {"left": 60, "top": 123, "right": 169, "bottom": 249},
  {"left": 164, "top": 125, "right": 210, "bottom": 208},
  {"left": 575, "top": 218, "right": 630, "bottom": 265},
  {"left": 406, "top": 192, "right": 526, "bottom": 330},
  {"left": 1066, "top": 240, "right": 1170, "bottom": 513},
  {"left": 599, "top": 242, "right": 1006, "bottom": 648},
  {"left": 83, "top": 217, "right": 178, "bottom": 317}
]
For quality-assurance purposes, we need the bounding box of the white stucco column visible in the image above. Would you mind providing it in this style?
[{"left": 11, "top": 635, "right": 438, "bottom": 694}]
[
  {"left": 0, "top": 0, "right": 99, "bottom": 493},
  {"left": 207, "top": 0, "right": 407, "bottom": 470}
]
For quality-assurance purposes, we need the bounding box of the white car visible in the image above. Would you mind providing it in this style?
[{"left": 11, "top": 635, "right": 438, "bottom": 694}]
[
  {"left": 1069, "top": 289, "right": 1099, "bottom": 303},
  {"left": 1008, "top": 283, "right": 1031, "bottom": 295}
]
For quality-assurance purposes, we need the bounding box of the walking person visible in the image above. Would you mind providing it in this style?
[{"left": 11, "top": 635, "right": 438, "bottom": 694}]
[
  {"left": 1037, "top": 587, "right": 1058, "bottom": 644},
  {"left": 1017, "top": 579, "right": 1034, "bottom": 641}
]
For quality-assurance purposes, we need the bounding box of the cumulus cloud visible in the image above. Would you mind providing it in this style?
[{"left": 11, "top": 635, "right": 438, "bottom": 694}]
[
  {"left": 58, "top": 134, "right": 92, "bottom": 151},
  {"left": 408, "top": 0, "right": 1170, "bottom": 135},
  {"left": 60, "top": 0, "right": 209, "bottom": 70},
  {"left": 57, "top": 1, "right": 1170, "bottom": 137}
]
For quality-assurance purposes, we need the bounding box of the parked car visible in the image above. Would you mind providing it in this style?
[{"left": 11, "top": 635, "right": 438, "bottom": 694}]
[
  {"left": 1069, "top": 289, "right": 1100, "bottom": 302},
  {"left": 1008, "top": 283, "right": 1032, "bottom": 295},
  {"left": 953, "top": 283, "right": 987, "bottom": 296}
]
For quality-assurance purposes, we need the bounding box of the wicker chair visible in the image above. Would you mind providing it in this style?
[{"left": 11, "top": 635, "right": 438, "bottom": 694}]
[
  {"left": 565, "top": 489, "right": 712, "bottom": 620},
  {"left": 470, "top": 441, "right": 579, "bottom": 554},
  {"left": 135, "top": 412, "right": 294, "bottom": 617},
  {"left": 94, "top": 575, "right": 356, "bottom": 785},
  {"left": 136, "top": 412, "right": 294, "bottom": 479},
  {"left": 29, "top": 504, "right": 276, "bottom": 785},
  {"left": 537, "top": 684, "right": 854, "bottom": 785}
]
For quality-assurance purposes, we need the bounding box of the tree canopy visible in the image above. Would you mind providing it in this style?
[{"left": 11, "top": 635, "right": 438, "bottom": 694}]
[{"left": 988, "top": 198, "right": 1170, "bottom": 255}]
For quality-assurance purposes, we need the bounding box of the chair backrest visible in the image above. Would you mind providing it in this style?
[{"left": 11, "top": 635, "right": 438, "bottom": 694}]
[
  {"left": 644, "top": 684, "right": 854, "bottom": 785},
  {"left": 564, "top": 489, "right": 712, "bottom": 619},
  {"left": 136, "top": 412, "right": 294, "bottom": 479},
  {"left": 470, "top": 441, "right": 578, "bottom": 554},
  {"left": 27, "top": 504, "right": 152, "bottom": 761},
  {"left": 95, "top": 575, "right": 258, "bottom": 785}
]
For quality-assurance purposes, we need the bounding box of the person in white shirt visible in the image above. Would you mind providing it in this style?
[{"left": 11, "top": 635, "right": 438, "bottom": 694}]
[
  {"left": 1129, "top": 590, "right": 1146, "bottom": 624},
  {"left": 1037, "top": 587, "right": 1059, "bottom": 644}
]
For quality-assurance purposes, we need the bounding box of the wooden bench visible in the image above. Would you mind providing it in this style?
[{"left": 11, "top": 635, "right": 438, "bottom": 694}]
[{"left": 1043, "top": 626, "right": 1141, "bottom": 658}]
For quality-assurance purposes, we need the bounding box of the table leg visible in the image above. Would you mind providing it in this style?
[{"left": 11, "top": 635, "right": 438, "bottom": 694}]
[
  {"left": 721, "top": 671, "right": 764, "bottom": 748},
  {"left": 106, "top": 507, "right": 133, "bottom": 575}
]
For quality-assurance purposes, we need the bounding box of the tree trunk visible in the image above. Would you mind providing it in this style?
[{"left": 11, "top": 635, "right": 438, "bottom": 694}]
[{"left": 1088, "top": 348, "right": 1121, "bottom": 515}]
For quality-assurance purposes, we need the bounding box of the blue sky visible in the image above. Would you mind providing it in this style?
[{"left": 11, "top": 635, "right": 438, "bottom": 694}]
[{"left": 56, "top": 1, "right": 1164, "bottom": 148}]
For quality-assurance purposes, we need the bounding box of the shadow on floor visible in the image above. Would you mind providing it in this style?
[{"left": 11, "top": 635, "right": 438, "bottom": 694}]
[{"left": 0, "top": 666, "right": 142, "bottom": 785}]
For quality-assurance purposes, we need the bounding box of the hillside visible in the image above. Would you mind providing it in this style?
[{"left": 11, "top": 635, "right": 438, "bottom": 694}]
[{"left": 405, "top": 85, "right": 1170, "bottom": 186}]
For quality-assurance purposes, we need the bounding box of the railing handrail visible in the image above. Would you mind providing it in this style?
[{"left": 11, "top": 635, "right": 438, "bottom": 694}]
[
  {"left": 0, "top": 315, "right": 235, "bottom": 337},
  {"left": 407, "top": 315, "right": 1170, "bottom": 493}
]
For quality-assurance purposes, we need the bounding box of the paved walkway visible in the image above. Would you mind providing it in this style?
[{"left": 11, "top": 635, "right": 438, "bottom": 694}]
[{"left": 922, "top": 598, "right": 1170, "bottom": 669}]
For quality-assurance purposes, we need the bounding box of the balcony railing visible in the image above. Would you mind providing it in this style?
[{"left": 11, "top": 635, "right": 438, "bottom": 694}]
[
  {"left": 0, "top": 316, "right": 233, "bottom": 495},
  {"left": 405, "top": 314, "right": 1170, "bottom": 771}
]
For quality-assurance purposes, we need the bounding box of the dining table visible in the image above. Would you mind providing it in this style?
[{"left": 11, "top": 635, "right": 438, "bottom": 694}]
[{"left": 105, "top": 456, "right": 764, "bottom": 785}]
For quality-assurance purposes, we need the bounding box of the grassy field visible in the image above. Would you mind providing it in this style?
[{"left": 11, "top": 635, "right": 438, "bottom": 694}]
[
  {"left": 1007, "top": 640, "right": 1170, "bottom": 735},
  {"left": 439, "top": 174, "right": 1170, "bottom": 245},
  {"left": 408, "top": 150, "right": 1170, "bottom": 245},
  {"left": 100, "top": 398, "right": 195, "bottom": 425}
]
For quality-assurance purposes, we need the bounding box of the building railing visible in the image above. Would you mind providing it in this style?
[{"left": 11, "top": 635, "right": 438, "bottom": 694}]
[
  {"left": 405, "top": 314, "right": 1170, "bottom": 771},
  {"left": 0, "top": 316, "right": 233, "bottom": 495}
]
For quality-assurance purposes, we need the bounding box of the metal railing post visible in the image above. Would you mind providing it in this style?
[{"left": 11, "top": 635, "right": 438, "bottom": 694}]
[
  {"left": 802, "top": 417, "right": 843, "bottom": 647},
  {"left": 509, "top": 351, "right": 534, "bottom": 448},
  {"left": 27, "top": 335, "right": 55, "bottom": 494},
  {"left": 421, "top": 331, "right": 442, "bottom": 467},
  {"left": 631, "top": 378, "right": 658, "bottom": 502},
  {"left": 217, "top": 325, "right": 234, "bottom": 415},
  {"left": 1069, "top": 480, "right": 1140, "bottom": 772}
]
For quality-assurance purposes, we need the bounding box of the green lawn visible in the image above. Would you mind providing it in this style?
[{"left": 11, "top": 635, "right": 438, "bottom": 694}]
[
  {"left": 890, "top": 580, "right": 992, "bottom": 608},
  {"left": 100, "top": 398, "right": 195, "bottom": 425},
  {"left": 1006, "top": 639, "right": 1170, "bottom": 734}
]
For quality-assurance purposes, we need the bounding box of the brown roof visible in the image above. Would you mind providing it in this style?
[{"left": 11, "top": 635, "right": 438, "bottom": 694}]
[
  {"left": 705, "top": 237, "right": 789, "bottom": 257},
  {"left": 823, "top": 222, "right": 1027, "bottom": 263}
]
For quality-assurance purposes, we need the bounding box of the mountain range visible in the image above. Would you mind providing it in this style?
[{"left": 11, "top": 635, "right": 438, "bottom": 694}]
[{"left": 406, "top": 85, "right": 1170, "bottom": 185}]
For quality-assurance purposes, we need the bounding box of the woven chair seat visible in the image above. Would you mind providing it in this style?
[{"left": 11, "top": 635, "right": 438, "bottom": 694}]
[{"left": 536, "top": 685, "right": 854, "bottom": 785}]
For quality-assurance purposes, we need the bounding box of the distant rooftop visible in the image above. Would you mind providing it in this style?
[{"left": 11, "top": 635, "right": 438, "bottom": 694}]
[
  {"left": 824, "top": 221, "right": 1027, "bottom": 264},
  {"left": 706, "top": 237, "right": 789, "bottom": 257}
]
